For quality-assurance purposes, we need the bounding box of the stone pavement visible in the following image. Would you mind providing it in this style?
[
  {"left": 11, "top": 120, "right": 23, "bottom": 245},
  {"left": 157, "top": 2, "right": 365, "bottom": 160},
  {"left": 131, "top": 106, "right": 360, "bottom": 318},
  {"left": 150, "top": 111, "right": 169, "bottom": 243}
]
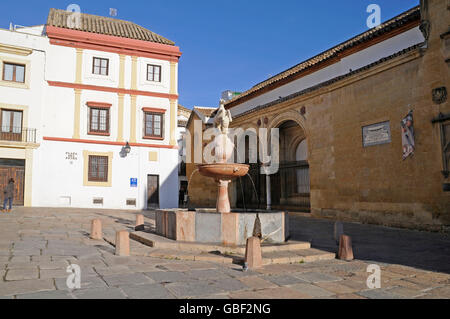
[{"left": 0, "top": 207, "right": 449, "bottom": 299}]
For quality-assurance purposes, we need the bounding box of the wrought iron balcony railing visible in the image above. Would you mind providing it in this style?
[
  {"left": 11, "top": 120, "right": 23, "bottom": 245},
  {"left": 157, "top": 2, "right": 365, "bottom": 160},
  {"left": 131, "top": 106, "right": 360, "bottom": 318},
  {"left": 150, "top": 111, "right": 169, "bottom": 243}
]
[{"left": 0, "top": 127, "right": 37, "bottom": 143}]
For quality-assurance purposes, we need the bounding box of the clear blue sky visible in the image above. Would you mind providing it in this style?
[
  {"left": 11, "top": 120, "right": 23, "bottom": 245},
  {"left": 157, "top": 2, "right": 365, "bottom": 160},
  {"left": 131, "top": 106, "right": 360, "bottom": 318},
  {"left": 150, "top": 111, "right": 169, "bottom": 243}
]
[{"left": 1, "top": 0, "right": 419, "bottom": 109}]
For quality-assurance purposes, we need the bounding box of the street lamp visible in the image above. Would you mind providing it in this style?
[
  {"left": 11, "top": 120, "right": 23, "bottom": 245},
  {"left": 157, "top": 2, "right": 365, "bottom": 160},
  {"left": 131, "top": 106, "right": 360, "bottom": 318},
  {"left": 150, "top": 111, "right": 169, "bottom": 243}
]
[{"left": 124, "top": 142, "right": 131, "bottom": 154}]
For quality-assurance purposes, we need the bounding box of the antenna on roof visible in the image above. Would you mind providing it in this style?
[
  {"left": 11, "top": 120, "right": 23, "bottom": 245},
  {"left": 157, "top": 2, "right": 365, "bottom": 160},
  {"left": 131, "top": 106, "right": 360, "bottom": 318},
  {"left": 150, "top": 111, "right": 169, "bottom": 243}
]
[{"left": 109, "top": 8, "right": 118, "bottom": 17}]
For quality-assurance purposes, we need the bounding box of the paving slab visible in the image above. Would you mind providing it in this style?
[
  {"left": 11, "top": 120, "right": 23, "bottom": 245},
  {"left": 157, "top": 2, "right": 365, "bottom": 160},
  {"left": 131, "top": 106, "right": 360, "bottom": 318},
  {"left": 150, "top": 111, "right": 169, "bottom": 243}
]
[
  {"left": 238, "top": 276, "right": 278, "bottom": 290},
  {"left": 209, "top": 278, "right": 248, "bottom": 292},
  {"left": 254, "top": 287, "right": 312, "bottom": 299},
  {"left": 40, "top": 268, "right": 70, "bottom": 279},
  {"left": 315, "top": 281, "right": 360, "bottom": 294},
  {"left": 16, "top": 290, "right": 74, "bottom": 299},
  {"left": 5, "top": 268, "right": 39, "bottom": 281},
  {"left": 121, "top": 283, "right": 175, "bottom": 299},
  {"left": 55, "top": 275, "right": 107, "bottom": 291},
  {"left": 293, "top": 271, "right": 342, "bottom": 283},
  {"left": 262, "top": 274, "right": 308, "bottom": 286},
  {"left": 357, "top": 288, "right": 407, "bottom": 299},
  {"left": 0, "top": 279, "right": 55, "bottom": 296},
  {"left": 102, "top": 273, "right": 154, "bottom": 287},
  {"left": 73, "top": 287, "right": 126, "bottom": 299},
  {"left": 289, "top": 283, "right": 336, "bottom": 298},
  {"left": 165, "top": 280, "right": 224, "bottom": 298},
  {"left": 144, "top": 271, "right": 193, "bottom": 284},
  {"left": 386, "top": 286, "right": 426, "bottom": 298},
  {"left": 185, "top": 269, "right": 230, "bottom": 281}
]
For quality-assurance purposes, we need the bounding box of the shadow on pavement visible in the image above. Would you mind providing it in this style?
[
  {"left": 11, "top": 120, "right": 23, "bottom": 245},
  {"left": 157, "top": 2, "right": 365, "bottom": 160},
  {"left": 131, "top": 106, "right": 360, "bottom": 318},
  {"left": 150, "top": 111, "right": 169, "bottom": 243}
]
[{"left": 289, "top": 215, "right": 450, "bottom": 274}]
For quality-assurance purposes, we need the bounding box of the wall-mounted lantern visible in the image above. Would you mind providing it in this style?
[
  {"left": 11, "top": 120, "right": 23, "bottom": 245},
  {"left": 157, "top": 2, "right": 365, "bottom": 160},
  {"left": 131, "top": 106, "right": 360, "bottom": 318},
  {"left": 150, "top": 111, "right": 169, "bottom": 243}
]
[{"left": 124, "top": 142, "right": 131, "bottom": 154}]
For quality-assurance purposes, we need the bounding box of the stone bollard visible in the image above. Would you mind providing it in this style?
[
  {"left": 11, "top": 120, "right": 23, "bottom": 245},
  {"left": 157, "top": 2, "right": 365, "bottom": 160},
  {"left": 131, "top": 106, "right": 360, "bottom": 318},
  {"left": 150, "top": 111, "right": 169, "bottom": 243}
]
[
  {"left": 115, "top": 230, "right": 130, "bottom": 256},
  {"left": 90, "top": 219, "right": 102, "bottom": 240},
  {"left": 244, "top": 236, "right": 262, "bottom": 269},
  {"left": 135, "top": 214, "right": 145, "bottom": 231},
  {"left": 338, "top": 234, "right": 354, "bottom": 261}
]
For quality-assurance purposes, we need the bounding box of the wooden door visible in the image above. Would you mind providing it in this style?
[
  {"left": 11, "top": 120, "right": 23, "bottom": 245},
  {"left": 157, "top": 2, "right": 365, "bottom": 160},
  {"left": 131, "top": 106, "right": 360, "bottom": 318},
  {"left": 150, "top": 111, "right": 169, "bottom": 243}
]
[
  {"left": 0, "top": 165, "right": 25, "bottom": 206},
  {"left": 147, "top": 175, "right": 159, "bottom": 209}
]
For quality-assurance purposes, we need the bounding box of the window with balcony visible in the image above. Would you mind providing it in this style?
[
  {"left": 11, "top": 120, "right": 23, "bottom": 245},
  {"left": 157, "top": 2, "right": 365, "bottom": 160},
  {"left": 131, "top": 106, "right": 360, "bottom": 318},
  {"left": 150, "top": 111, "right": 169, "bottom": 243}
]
[
  {"left": 144, "top": 112, "right": 163, "bottom": 139},
  {"left": 147, "top": 64, "right": 161, "bottom": 82},
  {"left": 92, "top": 57, "right": 109, "bottom": 76},
  {"left": 0, "top": 109, "right": 22, "bottom": 141},
  {"left": 3, "top": 63, "right": 25, "bottom": 83},
  {"left": 88, "top": 107, "right": 110, "bottom": 135}
]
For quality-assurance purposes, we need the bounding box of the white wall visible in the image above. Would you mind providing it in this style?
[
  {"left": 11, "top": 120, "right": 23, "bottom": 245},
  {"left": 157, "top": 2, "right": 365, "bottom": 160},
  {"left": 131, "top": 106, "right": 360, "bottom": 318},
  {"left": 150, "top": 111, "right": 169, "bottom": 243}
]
[
  {"left": 1, "top": 25, "right": 180, "bottom": 210},
  {"left": 34, "top": 141, "right": 178, "bottom": 209},
  {"left": 230, "top": 27, "right": 424, "bottom": 117},
  {"left": 0, "top": 28, "right": 48, "bottom": 141}
]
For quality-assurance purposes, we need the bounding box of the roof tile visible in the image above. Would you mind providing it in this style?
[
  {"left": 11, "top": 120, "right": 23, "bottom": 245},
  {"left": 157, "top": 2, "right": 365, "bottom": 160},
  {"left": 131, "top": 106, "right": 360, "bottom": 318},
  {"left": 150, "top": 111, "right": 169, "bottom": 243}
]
[{"left": 46, "top": 8, "right": 175, "bottom": 46}]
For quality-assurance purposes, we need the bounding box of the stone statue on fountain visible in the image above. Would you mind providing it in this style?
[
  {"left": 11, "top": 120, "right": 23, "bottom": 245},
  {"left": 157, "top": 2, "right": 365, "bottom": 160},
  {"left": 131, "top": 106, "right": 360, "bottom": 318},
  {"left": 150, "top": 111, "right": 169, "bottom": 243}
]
[
  {"left": 214, "top": 99, "right": 233, "bottom": 134},
  {"left": 211, "top": 99, "right": 234, "bottom": 164}
]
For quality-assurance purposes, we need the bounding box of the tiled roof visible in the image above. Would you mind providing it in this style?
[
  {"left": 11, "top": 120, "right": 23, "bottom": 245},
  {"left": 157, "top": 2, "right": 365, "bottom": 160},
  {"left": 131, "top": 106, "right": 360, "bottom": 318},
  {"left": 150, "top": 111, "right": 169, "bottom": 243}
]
[
  {"left": 178, "top": 104, "right": 192, "bottom": 115},
  {"left": 234, "top": 43, "right": 422, "bottom": 119},
  {"left": 194, "top": 106, "right": 217, "bottom": 118},
  {"left": 46, "top": 8, "right": 175, "bottom": 45},
  {"left": 226, "top": 5, "right": 420, "bottom": 107}
]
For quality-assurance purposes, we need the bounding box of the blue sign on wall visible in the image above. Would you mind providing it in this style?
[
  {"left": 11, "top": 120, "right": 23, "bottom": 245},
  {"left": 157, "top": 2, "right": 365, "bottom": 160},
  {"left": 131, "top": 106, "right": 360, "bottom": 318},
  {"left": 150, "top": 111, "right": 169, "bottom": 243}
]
[{"left": 130, "top": 178, "right": 138, "bottom": 187}]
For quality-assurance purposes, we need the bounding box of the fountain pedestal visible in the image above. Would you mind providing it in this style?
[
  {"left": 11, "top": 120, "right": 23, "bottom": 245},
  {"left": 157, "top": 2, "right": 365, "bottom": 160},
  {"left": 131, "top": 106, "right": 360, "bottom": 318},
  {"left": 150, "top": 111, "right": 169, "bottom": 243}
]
[
  {"left": 216, "top": 179, "right": 231, "bottom": 213},
  {"left": 155, "top": 209, "right": 289, "bottom": 246}
]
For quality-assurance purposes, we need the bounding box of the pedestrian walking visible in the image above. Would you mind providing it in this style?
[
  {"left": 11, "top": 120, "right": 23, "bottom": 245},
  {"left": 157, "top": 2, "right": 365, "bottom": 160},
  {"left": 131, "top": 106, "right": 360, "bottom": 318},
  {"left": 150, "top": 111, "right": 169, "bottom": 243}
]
[{"left": 2, "top": 178, "right": 14, "bottom": 213}]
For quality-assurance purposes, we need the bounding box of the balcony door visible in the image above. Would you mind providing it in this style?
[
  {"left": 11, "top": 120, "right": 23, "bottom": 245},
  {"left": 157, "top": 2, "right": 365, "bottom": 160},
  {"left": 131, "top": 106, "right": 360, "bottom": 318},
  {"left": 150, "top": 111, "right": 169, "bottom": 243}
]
[{"left": 1, "top": 109, "right": 22, "bottom": 142}]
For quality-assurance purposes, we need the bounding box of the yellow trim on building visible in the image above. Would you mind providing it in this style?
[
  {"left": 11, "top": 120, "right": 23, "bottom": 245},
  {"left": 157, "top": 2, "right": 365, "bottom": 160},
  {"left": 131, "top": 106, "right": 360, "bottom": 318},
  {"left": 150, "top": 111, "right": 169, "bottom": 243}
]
[
  {"left": 24, "top": 148, "right": 33, "bottom": 206},
  {"left": 169, "top": 62, "right": 178, "bottom": 146},
  {"left": 0, "top": 44, "right": 32, "bottom": 56},
  {"left": 0, "top": 56, "right": 31, "bottom": 89},
  {"left": 117, "top": 93, "right": 125, "bottom": 142},
  {"left": 119, "top": 54, "right": 126, "bottom": 89},
  {"left": 131, "top": 56, "right": 138, "bottom": 90},
  {"left": 169, "top": 61, "right": 177, "bottom": 95},
  {"left": 169, "top": 99, "right": 177, "bottom": 146},
  {"left": 75, "top": 48, "right": 83, "bottom": 84},
  {"left": 73, "top": 89, "right": 82, "bottom": 139},
  {"left": 130, "top": 95, "right": 137, "bottom": 143},
  {"left": 83, "top": 150, "right": 113, "bottom": 187},
  {"left": 149, "top": 151, "right": 158, "bottom": 162}
]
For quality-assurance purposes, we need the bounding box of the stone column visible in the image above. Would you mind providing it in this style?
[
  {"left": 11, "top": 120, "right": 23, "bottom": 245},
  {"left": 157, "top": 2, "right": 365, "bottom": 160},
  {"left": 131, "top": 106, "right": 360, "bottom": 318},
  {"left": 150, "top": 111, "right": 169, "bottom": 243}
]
[{"left": 266, "top": 174, "right": 271, "bottom": 210}]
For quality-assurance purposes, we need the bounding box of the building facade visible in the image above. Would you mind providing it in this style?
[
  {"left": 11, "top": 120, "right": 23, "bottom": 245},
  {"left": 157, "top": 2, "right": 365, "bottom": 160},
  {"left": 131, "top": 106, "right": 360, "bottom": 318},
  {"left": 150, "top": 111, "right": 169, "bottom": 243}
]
[
  {"left": 0, "top": 8, "right": 182, "bottom": 210},
  {"left": 191, "top": 1, "right": 450, "bottom": 231},
  {"left": 177, "top": 104, "right": 191, "bottom": 207}
]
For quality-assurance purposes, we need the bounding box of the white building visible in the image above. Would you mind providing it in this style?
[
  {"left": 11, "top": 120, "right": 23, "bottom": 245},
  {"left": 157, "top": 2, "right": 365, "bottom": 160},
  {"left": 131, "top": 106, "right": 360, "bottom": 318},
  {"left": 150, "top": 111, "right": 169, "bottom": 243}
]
[{"left": 0, "top": 8, "right": 182, "bottom": 210}]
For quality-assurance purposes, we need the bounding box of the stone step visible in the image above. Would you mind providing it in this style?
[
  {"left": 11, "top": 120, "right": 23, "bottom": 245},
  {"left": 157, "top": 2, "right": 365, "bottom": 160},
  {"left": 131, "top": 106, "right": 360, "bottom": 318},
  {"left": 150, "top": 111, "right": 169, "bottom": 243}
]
[
  {"left": 261, "top": 248, "right": 336, "bottom": 265},
  {"left": 129, "top": 231, "right": 310, "bottom": 254}
]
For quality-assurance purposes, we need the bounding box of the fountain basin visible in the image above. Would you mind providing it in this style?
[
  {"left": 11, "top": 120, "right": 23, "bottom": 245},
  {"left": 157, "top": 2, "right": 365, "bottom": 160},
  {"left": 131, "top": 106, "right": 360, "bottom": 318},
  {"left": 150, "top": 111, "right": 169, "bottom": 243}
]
[
  {"left": 197, "top": 163, "right": 249, "bottom": 179},
  {"left": 155, "top": 209, "right": 289, "bottom": 246},
  {"left": 197, "top": 163, "right": 250, "bottom": 214}
]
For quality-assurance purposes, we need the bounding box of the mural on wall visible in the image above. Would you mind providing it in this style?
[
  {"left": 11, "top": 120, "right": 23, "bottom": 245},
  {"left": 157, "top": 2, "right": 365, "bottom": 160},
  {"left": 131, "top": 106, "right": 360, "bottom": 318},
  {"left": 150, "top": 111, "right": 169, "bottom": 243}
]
[{"left": 401, "top": 110, "right": 415, "bottom": 160}]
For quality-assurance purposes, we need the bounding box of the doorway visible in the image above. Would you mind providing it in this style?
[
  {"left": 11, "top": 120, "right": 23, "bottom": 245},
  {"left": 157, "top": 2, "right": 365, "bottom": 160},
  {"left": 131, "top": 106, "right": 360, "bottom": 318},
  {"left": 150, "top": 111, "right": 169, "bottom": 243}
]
[
  {"left": 0, "top": 159, "right": 25, "bottom": 206},
  {"left": 147, "top": 174, "right": 159, "bottom": 209}
]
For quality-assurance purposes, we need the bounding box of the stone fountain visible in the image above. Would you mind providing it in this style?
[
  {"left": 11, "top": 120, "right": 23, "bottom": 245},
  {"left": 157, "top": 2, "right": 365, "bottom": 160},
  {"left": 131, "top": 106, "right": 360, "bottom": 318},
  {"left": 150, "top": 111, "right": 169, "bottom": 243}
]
[{"left": 155, "top": 100, "right": 289, "bottom": 246}]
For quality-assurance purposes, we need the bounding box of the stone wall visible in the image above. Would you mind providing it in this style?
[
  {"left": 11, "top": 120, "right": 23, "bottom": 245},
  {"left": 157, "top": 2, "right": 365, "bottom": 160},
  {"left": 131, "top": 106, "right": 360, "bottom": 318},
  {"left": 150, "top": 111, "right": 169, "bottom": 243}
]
[
  {"left": 185, "top": 113, "right": 217, "bottom": 208},
  {"left": 228, "top": 0, "right": 450, "bottom": 231}
]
